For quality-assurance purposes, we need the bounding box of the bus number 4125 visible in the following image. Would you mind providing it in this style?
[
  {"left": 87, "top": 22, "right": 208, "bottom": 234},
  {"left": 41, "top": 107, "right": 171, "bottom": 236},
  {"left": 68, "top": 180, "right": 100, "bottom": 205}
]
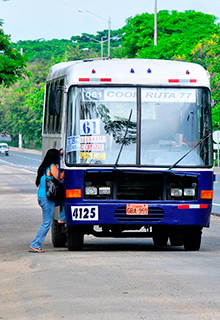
[{"left": 71, "top": 206, "right": 99, "bottom": 221}]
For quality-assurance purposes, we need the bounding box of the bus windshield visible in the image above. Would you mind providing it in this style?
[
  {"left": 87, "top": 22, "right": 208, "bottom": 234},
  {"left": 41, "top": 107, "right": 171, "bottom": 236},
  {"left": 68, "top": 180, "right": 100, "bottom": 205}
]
[{"left": 66, "top": 86, "right": 212, "bottom": 167}]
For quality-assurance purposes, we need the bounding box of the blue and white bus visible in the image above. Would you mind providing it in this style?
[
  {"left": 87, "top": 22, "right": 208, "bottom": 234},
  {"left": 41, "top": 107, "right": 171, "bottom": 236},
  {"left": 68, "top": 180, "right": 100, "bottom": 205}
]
[{"left": 43, "top": 58, "right": 214, "bottom": 251}]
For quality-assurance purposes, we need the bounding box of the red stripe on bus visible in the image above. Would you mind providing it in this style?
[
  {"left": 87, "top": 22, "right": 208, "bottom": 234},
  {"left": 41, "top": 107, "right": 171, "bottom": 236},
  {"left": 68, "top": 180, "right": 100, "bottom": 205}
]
[
  {"left": 190, "top": 79, "right": 197, "bottom": 83},
  {"left": 100, "top": 78, "right": 111, "bottom": 82},
  {"left": 79, "top": 78, "right": 90, "bottom": 82},
  {"left": 168, "top": 79, "right": 179, "bottom": 83},
  {"left": 178, "top": 205, "right": 189, "bottom": 209},
  {"left": 200, "top": 204, "right": 208, "bottom": 209}
]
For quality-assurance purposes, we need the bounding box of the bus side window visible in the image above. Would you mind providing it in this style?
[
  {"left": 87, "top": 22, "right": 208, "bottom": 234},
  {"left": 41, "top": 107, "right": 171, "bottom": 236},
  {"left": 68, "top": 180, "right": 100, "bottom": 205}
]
[
  {"left": 55, "top": 79, "right": 64, "bottom": 134},
  {"left": 43, "top": 83, "right": 50, "bottom": 133},
  {"left": 49, "top": 82, "right": 56, "bottom": 133},
  {"left": 44, "top": 82, "right": 54, "bottom": 133},
  {"left": 43, "top": 79, "right": 64, "bottom": 134}
]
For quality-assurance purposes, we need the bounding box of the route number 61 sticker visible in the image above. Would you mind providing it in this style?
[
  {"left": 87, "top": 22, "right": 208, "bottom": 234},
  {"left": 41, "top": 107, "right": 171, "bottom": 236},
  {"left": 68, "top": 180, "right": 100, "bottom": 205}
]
[{"left": 71, "top": 206, "right": 99, "bottom": 221}]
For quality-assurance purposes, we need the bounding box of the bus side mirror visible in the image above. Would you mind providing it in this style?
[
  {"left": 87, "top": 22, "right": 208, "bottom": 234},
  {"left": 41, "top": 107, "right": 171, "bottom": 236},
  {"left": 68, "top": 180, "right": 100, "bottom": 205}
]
[{"left": 49, "top": 89, "right": 62, "bottom": 115}]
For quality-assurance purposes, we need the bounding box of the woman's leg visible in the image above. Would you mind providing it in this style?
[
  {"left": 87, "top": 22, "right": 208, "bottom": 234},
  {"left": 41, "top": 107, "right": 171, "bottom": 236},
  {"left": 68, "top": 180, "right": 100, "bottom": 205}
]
[
  {"left": 30, "top": 198, "right": 55, "bottom": 249},
  {"left": 58, "top": 207, "right": 66, "bottom": 223}
]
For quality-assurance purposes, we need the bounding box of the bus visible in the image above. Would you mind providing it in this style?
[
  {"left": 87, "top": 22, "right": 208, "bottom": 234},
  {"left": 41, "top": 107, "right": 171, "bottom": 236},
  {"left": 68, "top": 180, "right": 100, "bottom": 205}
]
[{"left": 42, "top": 58, "right": 214, "bottom": 251}]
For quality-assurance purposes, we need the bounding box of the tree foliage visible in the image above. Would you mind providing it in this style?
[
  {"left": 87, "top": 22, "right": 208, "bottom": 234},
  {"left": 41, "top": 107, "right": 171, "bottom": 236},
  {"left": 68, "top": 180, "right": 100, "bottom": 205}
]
[
  {"left": 0, "top": 63, "right": 45, "bottom": 148},
  {"left": 122, "top": 10, "right": 220, "bottom": 60},
  {"left": 191, "top": 35, "right": 220, "bottom": 128},
  {"left": 0, "top": 20, "right": 29, "bottom": 87},
  {"left": 14, "top": 29, "right": 123, "bottom": 63}
]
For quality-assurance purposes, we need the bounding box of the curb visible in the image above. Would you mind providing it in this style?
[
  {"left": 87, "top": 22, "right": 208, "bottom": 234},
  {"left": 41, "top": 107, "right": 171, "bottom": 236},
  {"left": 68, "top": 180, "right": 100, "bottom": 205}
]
[{"left": 212, "top": 213, "right": 220, "bottom": 216}]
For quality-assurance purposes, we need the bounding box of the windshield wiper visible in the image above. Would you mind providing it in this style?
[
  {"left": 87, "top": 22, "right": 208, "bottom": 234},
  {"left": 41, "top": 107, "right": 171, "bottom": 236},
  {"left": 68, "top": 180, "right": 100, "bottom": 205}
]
[
  {"left": 168, "top": 126, "right": 220, "bottom": 171},
  {"left": 114, "top": 109, "right": 133, "bottom": 169}
]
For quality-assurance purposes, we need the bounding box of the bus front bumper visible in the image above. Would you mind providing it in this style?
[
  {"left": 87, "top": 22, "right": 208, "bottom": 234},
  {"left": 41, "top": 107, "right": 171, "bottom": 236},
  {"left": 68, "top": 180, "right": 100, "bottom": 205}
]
[{"left": 64, "top": 201, "right": 212, "bottom": 228}]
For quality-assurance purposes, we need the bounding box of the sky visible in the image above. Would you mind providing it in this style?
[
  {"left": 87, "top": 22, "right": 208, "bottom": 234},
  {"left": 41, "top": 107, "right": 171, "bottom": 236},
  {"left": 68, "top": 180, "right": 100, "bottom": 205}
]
[{"left": 0, "top": 0, "right": 220, "bottom": 43}]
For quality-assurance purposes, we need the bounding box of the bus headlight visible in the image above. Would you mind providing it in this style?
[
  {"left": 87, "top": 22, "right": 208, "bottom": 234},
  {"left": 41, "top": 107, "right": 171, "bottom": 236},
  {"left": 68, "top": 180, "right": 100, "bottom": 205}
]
[
  {"left": 184, "top": 188, "right": 196, "bottom": 197},
  {"left": 85, "top": 186, "right": 98, "bottom": 195},
  {"left": 99, "top": 186, "right": 111, "bottom": 195},
  {"left": 170, "top": 188, "right": 182, "bottom": 197}
]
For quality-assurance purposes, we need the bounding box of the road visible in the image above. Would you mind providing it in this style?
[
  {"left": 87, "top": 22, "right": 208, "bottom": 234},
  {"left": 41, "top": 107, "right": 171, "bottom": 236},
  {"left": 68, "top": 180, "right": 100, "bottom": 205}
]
[
  {"left": 0, "top": 150, "right": 220, "bottom": 319},
  {"left": 0, "top": 147, "right": 42, "bottom": 172}
]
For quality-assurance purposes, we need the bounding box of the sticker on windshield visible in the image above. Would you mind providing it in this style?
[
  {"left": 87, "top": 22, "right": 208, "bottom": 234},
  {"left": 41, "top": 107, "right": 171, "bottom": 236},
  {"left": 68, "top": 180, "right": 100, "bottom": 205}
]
[
  {"left": 67, "top": 135, "right": 80, "bottom": 152},
  {"left": 80, "top": 144, "right": 104, "bottom": 151},
  {"left": 81, "top": 136, "right": 106, "bottom": 143},
  {"left": 80, "top": 119, "right": 100, "bottom": 135},
  {"left": 80, "top": 152, "right": 106, "bottom": 160}
]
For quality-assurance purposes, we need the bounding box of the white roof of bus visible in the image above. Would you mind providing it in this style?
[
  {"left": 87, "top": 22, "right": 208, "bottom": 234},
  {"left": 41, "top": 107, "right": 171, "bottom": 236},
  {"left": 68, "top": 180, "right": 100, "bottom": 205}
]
[{"left": 47, "top": 58, "right": 210, "bottom": 88}]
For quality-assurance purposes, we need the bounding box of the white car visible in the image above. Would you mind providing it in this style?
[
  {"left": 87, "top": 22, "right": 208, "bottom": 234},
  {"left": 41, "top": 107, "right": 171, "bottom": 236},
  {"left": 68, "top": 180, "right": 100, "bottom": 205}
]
[{"left": 0, "top": 143, "right": 9, "bottom": 156}]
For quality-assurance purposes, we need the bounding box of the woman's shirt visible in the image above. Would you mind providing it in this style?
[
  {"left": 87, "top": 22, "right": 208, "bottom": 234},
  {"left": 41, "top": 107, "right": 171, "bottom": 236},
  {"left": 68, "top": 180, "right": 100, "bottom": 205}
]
[{"left": 37, "top": 164, "right": 54, "bottom": 198}]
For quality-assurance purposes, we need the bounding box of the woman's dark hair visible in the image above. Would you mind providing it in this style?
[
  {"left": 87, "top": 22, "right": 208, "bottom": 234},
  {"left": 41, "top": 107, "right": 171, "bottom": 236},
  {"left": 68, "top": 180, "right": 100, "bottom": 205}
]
[{"left": 35, "top": 149, "right": 59, "bottom": 187}]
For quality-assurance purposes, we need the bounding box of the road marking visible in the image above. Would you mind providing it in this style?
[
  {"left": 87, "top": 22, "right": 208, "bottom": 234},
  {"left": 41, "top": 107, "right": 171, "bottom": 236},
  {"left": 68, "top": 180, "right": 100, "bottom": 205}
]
[
  {"left": 0, "top": 158, "right": 38, "bottom": 171},
  {"left": 11, "top": 153, "right": 41, "bottom": 162}
]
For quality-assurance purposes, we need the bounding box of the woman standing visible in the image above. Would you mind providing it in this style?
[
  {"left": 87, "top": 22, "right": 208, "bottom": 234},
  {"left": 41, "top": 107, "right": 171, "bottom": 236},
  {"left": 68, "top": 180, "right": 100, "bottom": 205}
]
[{"left": 30, "top": 149, "right": 65, "bottom": 253}]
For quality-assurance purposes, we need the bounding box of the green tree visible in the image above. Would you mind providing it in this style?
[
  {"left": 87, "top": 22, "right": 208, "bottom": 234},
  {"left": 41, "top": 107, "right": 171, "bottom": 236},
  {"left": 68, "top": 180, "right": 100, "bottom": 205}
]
[
  {"left": 0, "top": 20, "right": 29, "bottom": 86},
  {"left": 122, "top": 10, "right": 220, "bottom": 60},
  {"left": 0, "top": 61, "right": 47, "bottom": 148},
  {"left": 15, "top": 39, "right": 75, "bottom": 63},
  {"left": 191, "top": 35, "right": 220, "bottom": 128}
]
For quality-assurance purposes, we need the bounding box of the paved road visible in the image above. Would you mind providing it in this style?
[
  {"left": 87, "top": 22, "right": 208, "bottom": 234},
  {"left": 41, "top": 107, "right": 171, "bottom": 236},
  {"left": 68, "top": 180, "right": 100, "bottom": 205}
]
[
  {"left": 0, "top": 163, "right": 220, "bottom": 319},
  {"left": 0, "top": 147, "right": 41, "bottom": 172}
]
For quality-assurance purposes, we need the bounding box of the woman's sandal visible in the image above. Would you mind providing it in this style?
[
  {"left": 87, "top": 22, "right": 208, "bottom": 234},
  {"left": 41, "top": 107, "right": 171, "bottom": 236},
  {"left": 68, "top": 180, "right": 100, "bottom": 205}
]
[{"left": 29, "top": 247, "right": 45, "bottom": 253}]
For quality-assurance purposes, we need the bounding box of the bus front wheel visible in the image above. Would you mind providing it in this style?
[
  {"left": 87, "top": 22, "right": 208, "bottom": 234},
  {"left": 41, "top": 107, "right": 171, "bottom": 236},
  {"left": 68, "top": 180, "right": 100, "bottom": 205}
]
[
  {"left": 67, "top": 226, "right": 84, "bottom": 251},
  {"left": 51, "top": 219, "right": 67, "bottom": 247},
  {"left": 183, "top": 227, "right": 202, "bottom": 251}
]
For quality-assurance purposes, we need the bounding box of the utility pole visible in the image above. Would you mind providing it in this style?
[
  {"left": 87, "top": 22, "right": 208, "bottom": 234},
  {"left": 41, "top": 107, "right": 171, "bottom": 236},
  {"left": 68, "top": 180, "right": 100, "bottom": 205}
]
[
  {"left": 78, "top": 9, "right": 111, "bottom": 57},
  {"left": 108, "top": 16, "right": 111, "bottom": 57},
  {"left": 154, "top": 0, "right": 157, "bottom": 46}
]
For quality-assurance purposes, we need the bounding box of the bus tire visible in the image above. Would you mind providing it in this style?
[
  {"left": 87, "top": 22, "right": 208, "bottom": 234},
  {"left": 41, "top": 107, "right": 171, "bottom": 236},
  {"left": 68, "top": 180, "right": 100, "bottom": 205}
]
[
  {"left": 152, "top": 227, "right": 168, "bottom": 247},
  {"left": 51, "top": 219, "right": 67, "bottom": 247},
  {"left": 67, "top": 226, "right": 84, "bottom": 251},
  {"left": 183, "top": 227, "right": 202, "bottom": 251}
]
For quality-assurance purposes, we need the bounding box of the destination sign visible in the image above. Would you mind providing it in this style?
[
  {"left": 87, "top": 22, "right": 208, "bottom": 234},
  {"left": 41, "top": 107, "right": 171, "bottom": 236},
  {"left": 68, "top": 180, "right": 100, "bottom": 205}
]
[{"left": 82, "top": 88, "right": 197, "bottom": 103}]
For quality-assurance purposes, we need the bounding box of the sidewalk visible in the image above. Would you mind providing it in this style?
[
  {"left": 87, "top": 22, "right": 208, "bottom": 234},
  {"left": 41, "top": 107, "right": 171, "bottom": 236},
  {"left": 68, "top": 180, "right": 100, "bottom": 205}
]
[{"left": 214, "top": 167, "right": 220, "bottom": 175}]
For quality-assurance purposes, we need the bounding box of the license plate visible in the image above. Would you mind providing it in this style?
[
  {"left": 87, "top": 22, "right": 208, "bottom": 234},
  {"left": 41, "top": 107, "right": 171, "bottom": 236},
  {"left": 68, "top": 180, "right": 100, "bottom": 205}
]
[{"left": 126, "top": 204, "right": 149, "bottom": 215}]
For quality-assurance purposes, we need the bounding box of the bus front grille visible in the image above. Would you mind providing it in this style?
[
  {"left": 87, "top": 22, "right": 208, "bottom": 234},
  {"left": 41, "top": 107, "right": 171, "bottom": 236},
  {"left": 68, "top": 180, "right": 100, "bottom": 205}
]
[
  {"left": 114, "top": 206, "right": 165, "bottom": 222},
  {"left": 84, "top": 170, "right": 164, "bottom": 200},
  {"left": 84, "top": 169, "right": 198, "bottom": 201}
]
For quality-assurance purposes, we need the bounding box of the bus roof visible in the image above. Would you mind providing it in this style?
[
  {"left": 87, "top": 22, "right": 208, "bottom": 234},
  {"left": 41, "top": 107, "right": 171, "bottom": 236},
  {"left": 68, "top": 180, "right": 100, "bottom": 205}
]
[{"left": 47, "top": 58, "right": 210, "bottom": 88}]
